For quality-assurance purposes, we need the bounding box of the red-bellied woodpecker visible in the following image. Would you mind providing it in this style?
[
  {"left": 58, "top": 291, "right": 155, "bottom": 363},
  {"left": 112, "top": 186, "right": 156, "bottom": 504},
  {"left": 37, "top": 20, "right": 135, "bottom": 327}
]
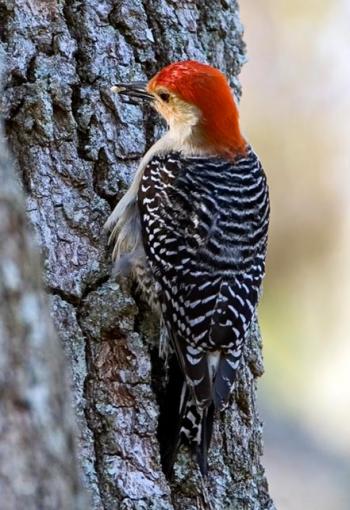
[{"left": 105, "top": 61, "right": 269, "bottom": 477}]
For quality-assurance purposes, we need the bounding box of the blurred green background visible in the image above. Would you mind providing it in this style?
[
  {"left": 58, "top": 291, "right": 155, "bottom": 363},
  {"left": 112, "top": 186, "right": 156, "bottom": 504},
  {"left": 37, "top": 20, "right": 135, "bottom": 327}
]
[{"left": 239, "top": 1, "right": 350, "bottom": 508}]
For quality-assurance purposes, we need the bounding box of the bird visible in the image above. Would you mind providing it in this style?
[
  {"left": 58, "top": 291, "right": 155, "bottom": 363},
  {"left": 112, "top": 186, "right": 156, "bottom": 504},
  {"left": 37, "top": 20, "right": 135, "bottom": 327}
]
[{"left": 105, "top": 60, "right": 270, "bottom": 477}]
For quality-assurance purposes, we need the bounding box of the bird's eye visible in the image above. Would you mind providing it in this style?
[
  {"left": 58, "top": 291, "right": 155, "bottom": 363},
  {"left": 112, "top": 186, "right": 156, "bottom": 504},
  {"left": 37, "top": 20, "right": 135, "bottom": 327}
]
[{"left": 159, "top": 92, "right": 170, "bottom": 102}]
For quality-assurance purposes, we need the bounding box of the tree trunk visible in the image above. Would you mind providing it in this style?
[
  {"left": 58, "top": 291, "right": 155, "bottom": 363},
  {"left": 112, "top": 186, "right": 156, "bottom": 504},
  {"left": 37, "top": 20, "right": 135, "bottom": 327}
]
[
  {"left": 0, "top": 115, "right": 86, "bottom": 508},
  {"left": 0, "top": 1, "right": 275, "bottom": 508}
]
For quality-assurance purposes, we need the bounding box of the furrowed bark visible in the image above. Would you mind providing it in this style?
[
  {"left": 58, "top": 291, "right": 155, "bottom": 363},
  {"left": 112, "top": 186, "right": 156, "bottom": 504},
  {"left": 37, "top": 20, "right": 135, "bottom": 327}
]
[
  {"left": 0, "top": 107, "right": 86, "bottom": 508},
  {"left": 0, "top": 0, "right": 274, "bottom": 508}
]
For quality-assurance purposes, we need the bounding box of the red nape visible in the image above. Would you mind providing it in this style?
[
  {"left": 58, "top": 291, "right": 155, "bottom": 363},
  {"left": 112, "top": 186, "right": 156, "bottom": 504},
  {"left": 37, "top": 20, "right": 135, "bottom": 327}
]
[{"left": 149, "top": 60, "right": 247, "bottom": 158}]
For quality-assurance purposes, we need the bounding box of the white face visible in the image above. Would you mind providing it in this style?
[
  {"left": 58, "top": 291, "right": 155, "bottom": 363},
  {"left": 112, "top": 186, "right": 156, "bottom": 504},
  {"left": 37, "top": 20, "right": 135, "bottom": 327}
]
[{"left": 151, "top": 87, "right": 202, "bottom": 135}]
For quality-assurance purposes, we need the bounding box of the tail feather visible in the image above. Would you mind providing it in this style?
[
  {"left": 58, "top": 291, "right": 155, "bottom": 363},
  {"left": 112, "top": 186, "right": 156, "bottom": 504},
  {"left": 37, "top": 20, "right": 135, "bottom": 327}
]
[
  {"left": 180, "top": 390, "right": 202, "bottom": 445},
  {"left": 161, "top": 347, "right": 241, "bottom": 476},
  {"left": 180, "top": 395, "right": 215, "bottom": 476},
  {"left": 213, "top": 350, "right": 240, "bottom": 410},
  {"left": 195, "top": 403, "right": 215, "bottom": 476},
  {"left": 158, "top": 355, "right": 184, "bottom": 479},
  {"left": 160, "top": 381, "right": 193, "bottom": 479}
]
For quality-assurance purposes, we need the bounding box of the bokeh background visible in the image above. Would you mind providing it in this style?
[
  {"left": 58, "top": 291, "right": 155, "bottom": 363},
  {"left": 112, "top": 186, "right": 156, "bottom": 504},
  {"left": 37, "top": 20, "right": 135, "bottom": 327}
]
[{"left": 239, "top": 1, "right": 350, "bottom": 508}]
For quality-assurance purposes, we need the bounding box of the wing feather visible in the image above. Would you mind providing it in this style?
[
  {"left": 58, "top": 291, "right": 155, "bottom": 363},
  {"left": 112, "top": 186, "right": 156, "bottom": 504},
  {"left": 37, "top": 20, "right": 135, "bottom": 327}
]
[{"left": 138, "top": 150, "right": 269, "bottom": 409}]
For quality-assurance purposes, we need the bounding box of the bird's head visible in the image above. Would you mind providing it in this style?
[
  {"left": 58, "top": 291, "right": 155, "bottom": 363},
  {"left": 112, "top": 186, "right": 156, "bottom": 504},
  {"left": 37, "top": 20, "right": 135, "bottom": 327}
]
[{"left": 112, "top": 61, "right": 246, "bottom": 158}]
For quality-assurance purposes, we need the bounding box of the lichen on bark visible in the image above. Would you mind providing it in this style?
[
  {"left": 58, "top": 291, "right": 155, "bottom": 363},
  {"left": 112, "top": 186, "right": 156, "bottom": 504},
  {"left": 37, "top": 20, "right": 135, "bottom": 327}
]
[{"left": 0, "top": 0, "right": 274, "bottom": 508}]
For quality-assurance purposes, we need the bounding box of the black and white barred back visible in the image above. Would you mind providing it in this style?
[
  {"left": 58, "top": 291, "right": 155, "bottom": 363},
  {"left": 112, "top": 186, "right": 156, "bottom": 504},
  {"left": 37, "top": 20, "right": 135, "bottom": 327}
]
[{"left": 138, "top": 147, "right": 269, "bottom": 473}]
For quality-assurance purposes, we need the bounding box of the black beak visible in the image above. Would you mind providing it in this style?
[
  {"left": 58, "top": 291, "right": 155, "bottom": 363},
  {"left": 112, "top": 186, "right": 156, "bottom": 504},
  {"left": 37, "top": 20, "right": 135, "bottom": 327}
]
[{"left": 110, "top": 81, "right": 153, "bottom": 104}]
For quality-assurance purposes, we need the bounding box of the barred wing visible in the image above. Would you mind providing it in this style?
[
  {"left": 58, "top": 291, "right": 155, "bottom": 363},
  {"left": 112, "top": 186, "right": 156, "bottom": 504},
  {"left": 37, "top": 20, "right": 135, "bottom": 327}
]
[{"left": 138, "top": 149, "right": 269, "bottom": 409}]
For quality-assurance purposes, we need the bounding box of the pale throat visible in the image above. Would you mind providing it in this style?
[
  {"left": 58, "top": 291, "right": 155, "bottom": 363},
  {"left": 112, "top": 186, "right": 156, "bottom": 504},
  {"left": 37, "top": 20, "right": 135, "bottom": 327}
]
[{"left": 156, "top": 107, "right": 213, "bottom": 156}]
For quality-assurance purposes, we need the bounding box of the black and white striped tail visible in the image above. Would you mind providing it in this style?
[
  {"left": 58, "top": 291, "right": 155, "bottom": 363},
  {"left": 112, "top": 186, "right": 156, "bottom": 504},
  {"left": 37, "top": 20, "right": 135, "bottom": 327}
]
[{"left": 163, "top": 384, "right": 214, "bottom": 477}]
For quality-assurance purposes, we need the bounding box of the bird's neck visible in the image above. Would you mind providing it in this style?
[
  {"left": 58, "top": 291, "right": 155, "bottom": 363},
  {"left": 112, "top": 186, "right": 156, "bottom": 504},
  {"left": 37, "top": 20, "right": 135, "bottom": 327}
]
[
  {"left": 151, "top": 126, "right": 247, "bottom": 159},
  {"left": 150, "top": 127, "right": 224, "bottom": 158}
]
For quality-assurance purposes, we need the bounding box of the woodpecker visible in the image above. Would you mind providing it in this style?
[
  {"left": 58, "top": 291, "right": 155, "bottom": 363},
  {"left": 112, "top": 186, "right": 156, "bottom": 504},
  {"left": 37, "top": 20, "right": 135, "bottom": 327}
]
[{"left": 105, "top": 61, "right": 269, "bottom": 476}]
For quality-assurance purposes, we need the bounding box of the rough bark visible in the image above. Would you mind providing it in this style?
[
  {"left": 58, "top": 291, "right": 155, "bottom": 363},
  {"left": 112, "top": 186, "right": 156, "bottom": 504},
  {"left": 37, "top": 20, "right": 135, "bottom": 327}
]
[
  {"left": 0, "top": 0, "right": 274, "bottom": 508},
  {"left": 0, "top": 116, "right": 86, "bottom": 508}
]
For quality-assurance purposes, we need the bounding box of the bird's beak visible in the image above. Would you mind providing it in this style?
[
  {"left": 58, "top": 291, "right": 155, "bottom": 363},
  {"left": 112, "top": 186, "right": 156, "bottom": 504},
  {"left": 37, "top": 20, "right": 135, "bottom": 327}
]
[{"left": 110, "top": 81, "right": 153, "bottom": 103}]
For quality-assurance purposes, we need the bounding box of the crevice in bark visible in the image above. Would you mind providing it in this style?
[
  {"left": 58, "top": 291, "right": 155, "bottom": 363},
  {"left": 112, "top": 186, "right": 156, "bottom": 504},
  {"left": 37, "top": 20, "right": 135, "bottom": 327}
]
[
  {"left": 0, "top": 4, "right": 12, "bottom": 43},
  {"left": 92, "top": 148, "right": 123, "bottom": 210},
  {"left": 70, "top": 84, "right": 92, "bottom": 162},
  {"left": 80, "top": 274, "right": 110, "bottom": 301},
  {"left": 26, "top": 56, "right": 37, "bottom": 83},
  {"left": 141, "top": 0, "right": 170, "bottom": 71},
  {"left": 48, "top": 285, "right": 81, "bottom": 306}
]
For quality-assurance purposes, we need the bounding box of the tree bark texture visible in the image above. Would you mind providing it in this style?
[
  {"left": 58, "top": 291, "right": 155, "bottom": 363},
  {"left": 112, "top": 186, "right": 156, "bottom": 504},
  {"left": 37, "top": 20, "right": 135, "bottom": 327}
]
[
  {"left": 0, "top": 1, "right": 275, "bottom": 509},
  {"left": 0, "top": 121, "right": 86, "bottom": 507}
]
